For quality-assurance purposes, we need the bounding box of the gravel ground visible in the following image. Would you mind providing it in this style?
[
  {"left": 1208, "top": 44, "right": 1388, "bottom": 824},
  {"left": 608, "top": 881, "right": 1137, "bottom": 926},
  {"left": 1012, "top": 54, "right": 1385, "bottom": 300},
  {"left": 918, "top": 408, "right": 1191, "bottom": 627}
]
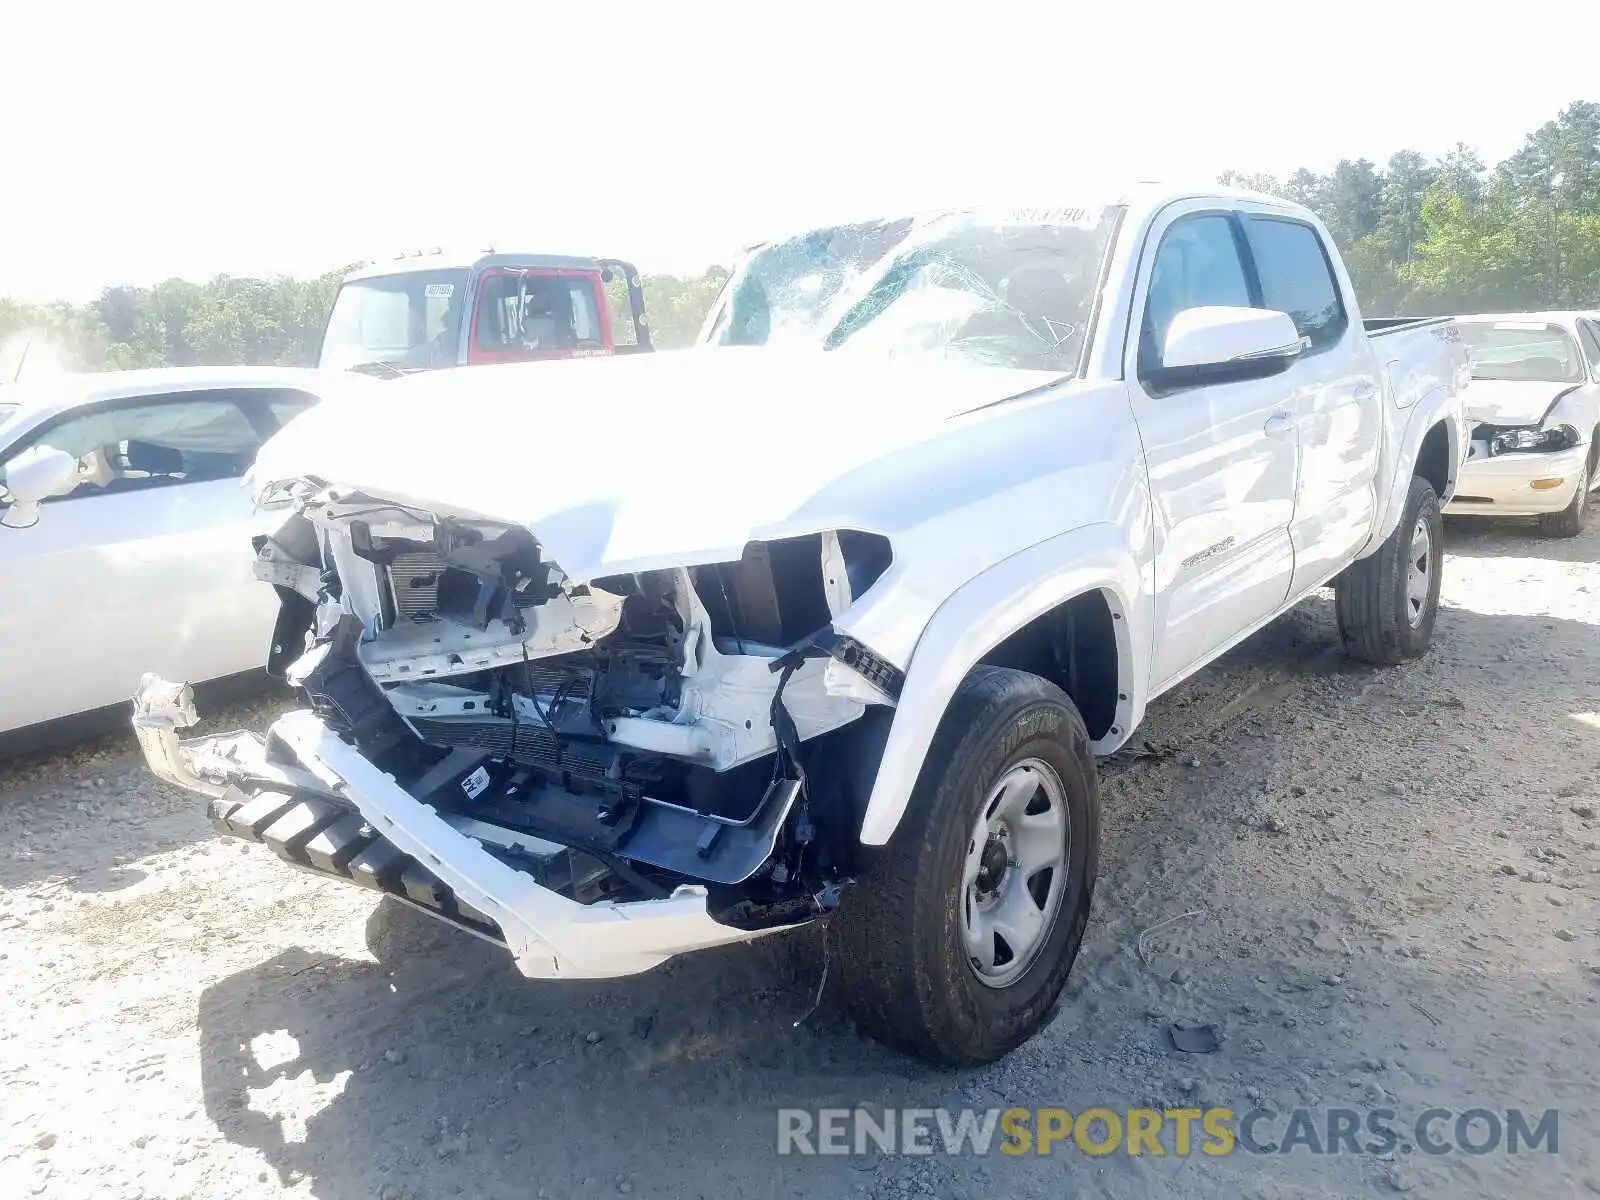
[{"left": 2, "top": 516, "right": 1596, "bottom": 1200}]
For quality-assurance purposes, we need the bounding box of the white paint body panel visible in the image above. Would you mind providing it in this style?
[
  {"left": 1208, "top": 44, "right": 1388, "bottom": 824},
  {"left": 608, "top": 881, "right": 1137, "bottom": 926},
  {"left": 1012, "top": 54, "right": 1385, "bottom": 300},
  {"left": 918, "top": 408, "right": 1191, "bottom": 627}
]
[{"left": 0, "top": 368, "right": 355, "bottom": 735}]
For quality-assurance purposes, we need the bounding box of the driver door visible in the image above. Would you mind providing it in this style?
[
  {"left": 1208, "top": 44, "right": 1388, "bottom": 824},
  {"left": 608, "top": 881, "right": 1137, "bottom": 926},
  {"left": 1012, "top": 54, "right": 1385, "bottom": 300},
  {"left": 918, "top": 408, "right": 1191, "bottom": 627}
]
[{"left": 1125, "top": 206, "right": 1300, "bottom": 692}]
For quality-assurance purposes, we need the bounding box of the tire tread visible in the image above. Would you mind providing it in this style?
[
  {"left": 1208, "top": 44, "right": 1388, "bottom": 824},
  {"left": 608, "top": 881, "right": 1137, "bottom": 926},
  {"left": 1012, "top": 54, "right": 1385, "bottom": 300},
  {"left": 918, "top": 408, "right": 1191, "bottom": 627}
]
[{"left": 833, "top": 665, "right": 1096, "bottom": 1065}]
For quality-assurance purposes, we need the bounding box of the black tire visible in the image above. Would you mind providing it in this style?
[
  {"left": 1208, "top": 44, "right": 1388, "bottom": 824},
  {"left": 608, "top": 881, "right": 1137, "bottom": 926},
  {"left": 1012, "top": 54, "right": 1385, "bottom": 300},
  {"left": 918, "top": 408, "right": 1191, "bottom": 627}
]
[
  {"left": 1335, "top": 474, "right": 1444, "bottom": 665},
  {"left": 1536, "top": 453, "right": 1591, "bottom": 539},
  {"left": 832, "top": 666, "right": 1099, "bottom": 1066}
]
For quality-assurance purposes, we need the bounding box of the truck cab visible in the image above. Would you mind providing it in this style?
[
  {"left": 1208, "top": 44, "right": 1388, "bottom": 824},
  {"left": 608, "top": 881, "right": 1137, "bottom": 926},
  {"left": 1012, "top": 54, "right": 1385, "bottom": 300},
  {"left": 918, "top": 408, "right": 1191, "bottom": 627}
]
[{"left": 317, "top": 251, "right": 652, "bottom": 374}]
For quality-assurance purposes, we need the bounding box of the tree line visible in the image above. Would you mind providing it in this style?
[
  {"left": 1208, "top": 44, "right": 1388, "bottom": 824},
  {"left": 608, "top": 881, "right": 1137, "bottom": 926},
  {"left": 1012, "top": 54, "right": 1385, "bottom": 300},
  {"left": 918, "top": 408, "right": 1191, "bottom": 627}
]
[
  {"left": 0, "top": 267, "right": 731, "bottom": 379},
  {"left": 3, "top": 102, "right": 1597, "bottom": 381},
  {"left": 1220, "top": 101, "right": 1599, "bottom": 315}
]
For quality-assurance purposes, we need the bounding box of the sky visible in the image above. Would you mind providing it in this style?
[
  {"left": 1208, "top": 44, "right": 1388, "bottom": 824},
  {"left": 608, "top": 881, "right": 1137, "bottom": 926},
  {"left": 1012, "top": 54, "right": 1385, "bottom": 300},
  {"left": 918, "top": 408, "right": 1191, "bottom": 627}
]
[{"left": 3, "top": 0, "right": 1597, "bottom": 303}]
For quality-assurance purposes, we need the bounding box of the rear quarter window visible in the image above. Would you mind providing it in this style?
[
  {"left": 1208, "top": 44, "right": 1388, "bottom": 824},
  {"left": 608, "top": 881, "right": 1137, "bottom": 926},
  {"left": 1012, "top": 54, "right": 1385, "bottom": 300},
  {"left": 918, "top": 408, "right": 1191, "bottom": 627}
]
[
  {"left": 1243, "top": 218, "right": 1348, "bottom": 352},
  {"left": 1576, "top": 319, "right": 1600, "bottom": 373}
]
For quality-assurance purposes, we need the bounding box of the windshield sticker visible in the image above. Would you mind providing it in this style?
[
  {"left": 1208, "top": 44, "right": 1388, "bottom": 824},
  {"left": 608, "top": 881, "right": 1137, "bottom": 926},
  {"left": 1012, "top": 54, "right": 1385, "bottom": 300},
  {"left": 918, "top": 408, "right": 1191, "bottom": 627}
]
[
  {"left": 994, "top": 206, "right": 1100, "bottom": 230},
  {"left": 425, "top": 283, "right": 456, "bottom": 298}
]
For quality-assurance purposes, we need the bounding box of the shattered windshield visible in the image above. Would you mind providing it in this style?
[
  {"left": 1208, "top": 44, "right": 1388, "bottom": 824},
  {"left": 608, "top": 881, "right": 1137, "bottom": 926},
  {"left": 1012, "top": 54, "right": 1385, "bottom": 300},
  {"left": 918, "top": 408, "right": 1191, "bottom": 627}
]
[{"left": 704, "top": 206, "right": 1119, "bottom": 374}]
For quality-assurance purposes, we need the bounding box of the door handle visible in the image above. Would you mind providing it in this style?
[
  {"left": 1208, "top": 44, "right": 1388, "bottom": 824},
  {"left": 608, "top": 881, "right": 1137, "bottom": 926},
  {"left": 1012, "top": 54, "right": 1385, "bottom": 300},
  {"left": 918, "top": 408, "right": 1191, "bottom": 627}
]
[{"left": 1263, "top": 411, "right": 1296, "bottom": 438}]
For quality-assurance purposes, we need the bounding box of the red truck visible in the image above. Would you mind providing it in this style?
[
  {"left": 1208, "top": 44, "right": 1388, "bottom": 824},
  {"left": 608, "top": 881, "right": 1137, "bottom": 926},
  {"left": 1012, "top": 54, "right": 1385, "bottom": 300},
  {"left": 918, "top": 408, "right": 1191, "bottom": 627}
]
[{"left": 317, "top": 250, "right": 652, "bottom": 374}]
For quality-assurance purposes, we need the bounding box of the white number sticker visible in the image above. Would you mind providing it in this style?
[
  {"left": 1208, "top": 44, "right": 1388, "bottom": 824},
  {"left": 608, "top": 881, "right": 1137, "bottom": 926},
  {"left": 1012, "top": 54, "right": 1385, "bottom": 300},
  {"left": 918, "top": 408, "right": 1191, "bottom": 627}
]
[
  {"left": 425, "top": 283, "right": 456, "bottom": 298},
  {"left": 461, "top": 766, "right": 491, "bottom": 799}
]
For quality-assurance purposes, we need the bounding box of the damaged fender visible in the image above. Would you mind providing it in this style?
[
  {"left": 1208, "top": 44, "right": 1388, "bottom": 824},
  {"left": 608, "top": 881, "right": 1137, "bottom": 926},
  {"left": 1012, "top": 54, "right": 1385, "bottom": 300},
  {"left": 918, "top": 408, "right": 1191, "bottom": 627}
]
[
  {"left": 1360, "top": 378, "right": 1466, "bottom": 556},
  {"left": 856, "top": 522, "right": 1143, "bottom": 846}
]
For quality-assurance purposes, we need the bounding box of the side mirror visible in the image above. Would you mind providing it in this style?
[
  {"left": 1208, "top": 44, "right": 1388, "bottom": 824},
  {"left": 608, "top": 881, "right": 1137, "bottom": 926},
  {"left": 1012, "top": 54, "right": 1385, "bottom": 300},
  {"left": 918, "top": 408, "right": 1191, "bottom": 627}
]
[
  {"left": 1, "top": 444, "right": 78, "bottom": 529},
  {"left": 1157, "top": 306, "right": 1305, "bottom": 386}
]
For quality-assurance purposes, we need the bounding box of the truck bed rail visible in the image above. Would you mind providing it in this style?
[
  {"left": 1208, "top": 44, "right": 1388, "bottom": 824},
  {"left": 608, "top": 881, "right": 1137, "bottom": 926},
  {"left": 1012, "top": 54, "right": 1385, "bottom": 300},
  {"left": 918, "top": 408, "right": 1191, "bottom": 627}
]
[{"left": 1363, "top": 316, "right": 1453, "bottom": 337}]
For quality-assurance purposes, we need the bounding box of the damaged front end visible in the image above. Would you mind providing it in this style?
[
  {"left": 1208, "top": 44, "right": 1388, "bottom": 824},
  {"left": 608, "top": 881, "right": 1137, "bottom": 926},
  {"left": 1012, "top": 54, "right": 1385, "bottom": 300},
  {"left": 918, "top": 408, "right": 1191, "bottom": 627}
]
[{"left": 134, "top": 486, "right": 900, "bottom": 978}]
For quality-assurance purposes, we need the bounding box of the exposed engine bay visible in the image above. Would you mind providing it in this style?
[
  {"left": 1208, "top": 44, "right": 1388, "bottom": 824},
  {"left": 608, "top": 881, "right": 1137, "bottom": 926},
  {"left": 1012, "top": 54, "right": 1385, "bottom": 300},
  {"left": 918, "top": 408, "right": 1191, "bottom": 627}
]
[{"left": 246, "top": 488, "right": 901, "bottom": 931}]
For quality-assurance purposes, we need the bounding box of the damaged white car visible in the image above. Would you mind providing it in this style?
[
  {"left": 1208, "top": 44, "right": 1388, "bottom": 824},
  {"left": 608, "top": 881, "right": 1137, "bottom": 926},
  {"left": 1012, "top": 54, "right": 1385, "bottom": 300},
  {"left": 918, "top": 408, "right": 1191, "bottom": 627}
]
[
  {"left": 135, "top": 187, "right": 1468, "bottom": 1065},
  {"left": 1444, "top": 312, "right": 1600, "bottom": 536}
]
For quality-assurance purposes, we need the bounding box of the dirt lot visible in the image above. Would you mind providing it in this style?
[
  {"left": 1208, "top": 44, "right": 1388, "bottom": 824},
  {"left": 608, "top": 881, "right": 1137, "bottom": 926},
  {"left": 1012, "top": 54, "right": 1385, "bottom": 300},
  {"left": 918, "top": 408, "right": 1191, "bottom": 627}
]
[{"left": 2, "top": 516, "right": 1597, "bottom": 1200}]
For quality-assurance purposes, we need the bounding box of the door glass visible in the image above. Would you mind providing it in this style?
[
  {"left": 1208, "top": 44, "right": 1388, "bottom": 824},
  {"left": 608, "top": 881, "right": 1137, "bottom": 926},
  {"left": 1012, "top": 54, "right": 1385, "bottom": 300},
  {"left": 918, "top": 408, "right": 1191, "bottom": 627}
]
[
  {"left": 474, "top": 273, "right": 602, "bottom": 350},
  {"left": 1139, "top": 214, "right": 1253, "bottom": 379},
  {"left": 1244, "top": 218, "right": 1348, "bottom": 350},
  {"left": 0, "top": 397, "right": 264, "bottom": 505},
  {"left": 264, "top": 391, "right": 319, "bottom": 432},
  {"left": 1576, "top": 320, "right": 1600, "bottom": 374}
]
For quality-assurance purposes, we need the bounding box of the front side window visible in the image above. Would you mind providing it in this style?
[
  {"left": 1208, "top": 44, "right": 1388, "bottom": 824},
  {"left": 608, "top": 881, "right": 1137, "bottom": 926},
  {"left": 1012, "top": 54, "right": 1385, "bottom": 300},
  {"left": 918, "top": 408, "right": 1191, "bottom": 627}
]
[
  {"left": 1245, "top": 217, "right": 1347, "bottom": 351},
  {"left": 1458, "top": 321, "right": 1585, "bottom": 383},
  {"left": 1139, "top": 214, "right": 1253, "bottom": 379},
  {"left": 0, "top": 396, "right": 266, "bottom": 505}
]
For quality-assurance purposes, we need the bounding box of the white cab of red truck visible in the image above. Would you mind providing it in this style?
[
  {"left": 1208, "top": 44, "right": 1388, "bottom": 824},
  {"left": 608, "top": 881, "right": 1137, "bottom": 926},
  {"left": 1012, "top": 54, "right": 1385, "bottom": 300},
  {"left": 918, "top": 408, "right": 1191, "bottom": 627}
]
[{"left": 132, "top": 185, "right": 1468, "bottom": 1066}]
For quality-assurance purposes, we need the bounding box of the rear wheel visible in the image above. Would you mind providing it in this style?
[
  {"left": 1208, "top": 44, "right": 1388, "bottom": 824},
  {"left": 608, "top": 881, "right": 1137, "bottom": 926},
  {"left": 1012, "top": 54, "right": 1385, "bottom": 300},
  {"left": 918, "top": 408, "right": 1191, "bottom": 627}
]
[
  {"left": 1335, "top": 474, "right": 1443, "bottom": 665},
  {"left": 1537, "top": 455, "right": 1591, "bottom": 539},
  {"left": 833, "top": 666, "right": 1099, "bottom": 1066}
]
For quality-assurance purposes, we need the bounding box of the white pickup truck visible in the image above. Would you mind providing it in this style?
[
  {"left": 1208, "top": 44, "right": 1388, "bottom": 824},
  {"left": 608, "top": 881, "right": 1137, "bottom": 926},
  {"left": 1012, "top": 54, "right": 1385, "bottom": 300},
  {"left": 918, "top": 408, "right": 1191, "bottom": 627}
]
[{"left": 133, "top": 185, "right": 1468, "bottom": 1066}]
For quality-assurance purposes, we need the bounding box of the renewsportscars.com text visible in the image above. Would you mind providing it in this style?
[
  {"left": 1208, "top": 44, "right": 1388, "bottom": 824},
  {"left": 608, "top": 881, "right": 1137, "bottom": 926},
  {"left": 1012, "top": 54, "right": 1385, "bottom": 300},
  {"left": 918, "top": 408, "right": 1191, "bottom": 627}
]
[{"left": 777, "top": 1106, "right": 1559, "bottom": 1158}]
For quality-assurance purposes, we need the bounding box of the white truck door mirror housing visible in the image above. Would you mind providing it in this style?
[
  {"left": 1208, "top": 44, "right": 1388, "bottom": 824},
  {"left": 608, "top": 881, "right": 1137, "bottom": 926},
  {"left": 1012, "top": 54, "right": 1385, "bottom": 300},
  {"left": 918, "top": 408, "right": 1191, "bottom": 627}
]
[{"left": 1161, "top": 306, "right": 1306, "bottom": 377}]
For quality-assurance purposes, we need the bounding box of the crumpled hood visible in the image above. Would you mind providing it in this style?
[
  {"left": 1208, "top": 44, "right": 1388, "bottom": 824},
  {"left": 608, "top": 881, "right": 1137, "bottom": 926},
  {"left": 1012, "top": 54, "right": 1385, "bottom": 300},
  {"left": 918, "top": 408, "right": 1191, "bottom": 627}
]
[
  {"left": 1464, "top": 379, "right": 1578, "bottom": 427},
  {"left": 252, "top": 349, "right": 1061, "bottom": 582}
]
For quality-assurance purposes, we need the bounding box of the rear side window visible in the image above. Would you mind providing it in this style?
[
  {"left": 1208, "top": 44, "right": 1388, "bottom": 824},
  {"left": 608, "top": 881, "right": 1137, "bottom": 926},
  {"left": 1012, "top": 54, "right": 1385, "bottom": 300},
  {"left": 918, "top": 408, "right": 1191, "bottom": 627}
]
[
  {"left": 1139, "top": 214, "right": 1254, "bottom": 379},
  {"left": 1244, "top": 218, "right": 1347, "bottom": 351},
  {"left": 263, "top": 390, "right": 319, "bottom": 432},
  {"left": 1577, "top": 319, "right": 1600, "bottom": 372}
]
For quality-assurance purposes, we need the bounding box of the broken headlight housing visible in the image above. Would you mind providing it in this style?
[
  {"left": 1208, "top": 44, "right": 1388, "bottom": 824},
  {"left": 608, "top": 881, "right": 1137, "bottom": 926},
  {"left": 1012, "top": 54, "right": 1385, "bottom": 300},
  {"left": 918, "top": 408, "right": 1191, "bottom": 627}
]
[{"left": 1489, "top": 424, "right": 1580, "bottom": 455}]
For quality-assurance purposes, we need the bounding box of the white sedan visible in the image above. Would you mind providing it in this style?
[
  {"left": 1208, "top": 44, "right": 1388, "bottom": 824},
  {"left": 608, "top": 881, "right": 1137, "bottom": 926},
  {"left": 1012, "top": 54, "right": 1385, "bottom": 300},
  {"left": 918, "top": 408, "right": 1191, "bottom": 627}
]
[
  {"left": 0, "top": 367, "right": 354, "bottom": 744},
  {"left": 1446, "top": 312, "right": 1600, "bottom": 536}
]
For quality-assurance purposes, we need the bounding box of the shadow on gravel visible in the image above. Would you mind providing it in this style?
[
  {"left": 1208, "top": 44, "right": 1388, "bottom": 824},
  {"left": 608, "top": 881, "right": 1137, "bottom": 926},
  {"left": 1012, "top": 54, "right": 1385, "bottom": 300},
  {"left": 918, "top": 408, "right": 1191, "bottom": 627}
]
[
  {"left": 196, "top": 905, "right": 938, "bottom": 1200},
  {"left": 1441, "top": 515, "right": 1595, "bottom": 562},
  {"left": 0, "top": 681, "right": 289, "bottom": 893},
  {"left": 187, "top": 599, "right": 1594, "bottom": 1200},
  {"left": 0, "top": 756, "right": 210, "bottom": 893}
]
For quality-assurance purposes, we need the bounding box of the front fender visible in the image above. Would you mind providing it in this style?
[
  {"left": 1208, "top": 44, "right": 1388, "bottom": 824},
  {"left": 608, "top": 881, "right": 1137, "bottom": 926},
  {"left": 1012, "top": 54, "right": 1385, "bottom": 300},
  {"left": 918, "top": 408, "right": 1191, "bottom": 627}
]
[
  {"left": 1546, "top": 388, "right": 1600, "bottom": 444},
  {"left": 856, "top": 522, "right": 1146, "bottom": 847},
  {"left": 1360, "top": 385, "right": 1465, "bottom": 557}
]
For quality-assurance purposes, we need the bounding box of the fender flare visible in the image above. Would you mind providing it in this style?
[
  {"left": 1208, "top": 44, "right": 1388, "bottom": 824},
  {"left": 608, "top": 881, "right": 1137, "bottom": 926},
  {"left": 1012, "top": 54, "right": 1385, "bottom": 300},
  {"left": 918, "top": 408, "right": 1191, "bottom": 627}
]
[
  {"left": 1360, "top": 386, "right": 1464, "bottom": 557},
  {"left": 856, "top": 521, "right": 1145, "bottom": 847}
]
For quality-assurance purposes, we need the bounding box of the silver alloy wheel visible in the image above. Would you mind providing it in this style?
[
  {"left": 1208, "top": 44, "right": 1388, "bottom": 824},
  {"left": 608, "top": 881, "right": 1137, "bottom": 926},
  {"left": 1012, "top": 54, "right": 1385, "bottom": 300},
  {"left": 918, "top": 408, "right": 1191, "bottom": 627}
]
[
  {"left": 960, "top": 757, "right": 1070, "bottom": 988},
  {"left": 1405, "top": 518, "right": 1432, "bottom": 628}
]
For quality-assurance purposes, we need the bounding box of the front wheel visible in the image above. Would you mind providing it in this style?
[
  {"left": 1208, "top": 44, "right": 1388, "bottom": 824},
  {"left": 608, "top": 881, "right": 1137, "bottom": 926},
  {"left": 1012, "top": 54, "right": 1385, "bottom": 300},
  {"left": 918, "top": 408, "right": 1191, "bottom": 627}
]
[
  {"left": 1537, "top": 458, "right": 1590, "bottom": 538},
  {"left": 1335, "top": 474, "right": 1444, "bottom": 665},
  {"left": 832, "top": 666, "right": 1099, "bottom": 1066}
]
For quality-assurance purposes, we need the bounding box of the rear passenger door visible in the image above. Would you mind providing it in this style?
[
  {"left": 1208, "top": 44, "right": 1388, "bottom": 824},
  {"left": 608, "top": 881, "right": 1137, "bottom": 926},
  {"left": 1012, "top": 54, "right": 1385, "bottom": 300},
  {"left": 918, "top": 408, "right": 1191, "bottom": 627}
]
[
  {"left": 1238, "top": 213, "right": 1382, "bottom": 596},
  {"left": 1127, "top": 204, "right": 1300, "bottom": 692}
]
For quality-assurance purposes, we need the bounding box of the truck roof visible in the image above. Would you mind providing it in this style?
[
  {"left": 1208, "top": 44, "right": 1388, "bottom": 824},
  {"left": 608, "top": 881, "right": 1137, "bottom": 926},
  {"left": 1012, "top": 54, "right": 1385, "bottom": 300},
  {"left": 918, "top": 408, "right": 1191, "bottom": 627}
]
[
  {"left": 734, "top": 182, "right": 1315, "bottom": 252},
  {"left": 342, "top": 251, "right": 610, "bottom": 283}
]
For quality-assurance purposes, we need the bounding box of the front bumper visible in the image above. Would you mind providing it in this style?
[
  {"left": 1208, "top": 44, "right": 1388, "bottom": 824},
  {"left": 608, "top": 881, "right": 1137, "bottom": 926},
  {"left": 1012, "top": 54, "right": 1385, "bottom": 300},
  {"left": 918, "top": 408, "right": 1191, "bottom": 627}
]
[
  {"left": 132, "top": 674, "right": 788, "bottom": 979},
  {"left": 1444, "top": 442, "right": 1587, "bottom": 517}
]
